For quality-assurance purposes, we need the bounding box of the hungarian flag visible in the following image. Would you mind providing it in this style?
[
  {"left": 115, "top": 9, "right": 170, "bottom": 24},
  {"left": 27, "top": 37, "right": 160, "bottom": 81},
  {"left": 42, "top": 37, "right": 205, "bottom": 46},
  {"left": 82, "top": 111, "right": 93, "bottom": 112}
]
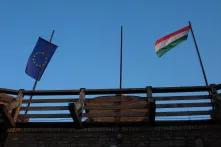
[{"left": 155, "top": 25, "right": 191, "bottom": 57}]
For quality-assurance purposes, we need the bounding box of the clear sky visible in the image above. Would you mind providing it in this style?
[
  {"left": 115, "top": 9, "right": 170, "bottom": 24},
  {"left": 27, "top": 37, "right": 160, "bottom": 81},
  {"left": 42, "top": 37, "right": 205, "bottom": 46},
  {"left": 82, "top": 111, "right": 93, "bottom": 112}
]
[{"left": 1, "top": 0, "right": 221, "bottom": 91}]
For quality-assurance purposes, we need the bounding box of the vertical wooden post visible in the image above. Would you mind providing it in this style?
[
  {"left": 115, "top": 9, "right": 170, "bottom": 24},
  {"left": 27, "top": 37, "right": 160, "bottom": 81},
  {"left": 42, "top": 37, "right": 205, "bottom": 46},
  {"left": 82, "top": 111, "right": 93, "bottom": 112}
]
[
  {"left": 210, "top": 84, "right": 217, "bottom": 95},
  {"left": 146, "top": 86, "right": 153, "bottom": 102},
  {"left": 146, "top": 86, "right": 155, "bottom": 124},
  {"left": 79, "top": 88, "right": 86, "bottom": 109},
  {"left": 13, "top": 89, "right": 24, "bottom": 122},
  {"left": 69, "top": 88, "right": 85, "bottom": 125},
  {"left": 210, "top": 84, "right": 219, "bottom": 121}
]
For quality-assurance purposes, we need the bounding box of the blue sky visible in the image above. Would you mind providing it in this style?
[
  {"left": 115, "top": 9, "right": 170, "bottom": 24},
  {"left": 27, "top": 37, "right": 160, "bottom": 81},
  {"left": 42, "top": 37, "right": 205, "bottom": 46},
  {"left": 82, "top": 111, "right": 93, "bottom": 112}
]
[{"left": 1, "top": 0, "right": 221, "bottom": 91}]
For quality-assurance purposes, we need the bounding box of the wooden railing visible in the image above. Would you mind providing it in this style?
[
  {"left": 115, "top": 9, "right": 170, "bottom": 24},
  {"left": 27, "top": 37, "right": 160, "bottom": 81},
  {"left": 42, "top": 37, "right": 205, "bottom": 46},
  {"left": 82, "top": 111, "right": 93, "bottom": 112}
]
[{"left": 0, "top": 83, "right": 221, "bottom": 124}]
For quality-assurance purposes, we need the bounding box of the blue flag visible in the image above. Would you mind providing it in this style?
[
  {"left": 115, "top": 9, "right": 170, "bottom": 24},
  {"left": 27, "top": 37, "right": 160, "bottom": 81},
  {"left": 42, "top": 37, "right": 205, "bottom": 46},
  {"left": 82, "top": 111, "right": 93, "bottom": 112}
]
[{"left": 25, "top": 37, "right": 58, "bottom": 81}]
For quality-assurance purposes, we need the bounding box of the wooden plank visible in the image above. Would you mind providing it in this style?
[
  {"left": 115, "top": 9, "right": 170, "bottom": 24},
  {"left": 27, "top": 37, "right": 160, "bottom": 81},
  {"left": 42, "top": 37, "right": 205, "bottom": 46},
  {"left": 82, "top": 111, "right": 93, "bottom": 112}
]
[
  {"left": 22, "top": 98, "right": 77, "bottom": 103},
  {"left": 20, "top": 104, "right": 150, "bottom": 111},
  {"left": 87, "top": 95, "right": 146, "bottom": 103},
  {"left": 88, "top": 109, "right": 149, "bottom": 114},
  {"left": 21, "top": 95, "right": 210, "bottom": 103},
  {"left": 19, "top": 114, "right": 71, "bottom": 118},
  {"left": 84, "top": 109, "right": 150, "bottom": 117},
  {"left": 84, "top": 103, "right": 148, "bottom": 110},
  {"left": 2, "top": 84, "right": 221, "bottom": 96},
  {"left": 89, "top": 117, "right": 150, "bottom": 122},
  {"left": 20, "top": 106, "right": 69, "bottom": 111},
  {"left": 156, "top": 102, "right": 212, "bottom": 108},
  {"left": 154, "top": 95, "right": 210, "bottom": 101},
  {"left": 85, "top": 100, "right": 149, "bottom": 107},
  {"left": 120, "top": 117, "right": 149, "bottom": 122},
  {"left": 20, "top": 103, "right": 150, "bottom": 111},
  {"left": 21, "top": 86, "right": 215, "bottom": 95},
  {"left": 156, "top": 110, "right": 212, "bottom": 116},
  {"left": 22, "top": 98, "right": 146, "bottom": 104}
]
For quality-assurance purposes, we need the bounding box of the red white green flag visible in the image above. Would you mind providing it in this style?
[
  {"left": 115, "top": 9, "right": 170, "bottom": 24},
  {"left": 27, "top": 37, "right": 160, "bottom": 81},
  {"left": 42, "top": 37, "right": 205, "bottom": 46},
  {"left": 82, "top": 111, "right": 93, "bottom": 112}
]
[{"left": 155, "top": 25, "right": 191, "bottom": 57}]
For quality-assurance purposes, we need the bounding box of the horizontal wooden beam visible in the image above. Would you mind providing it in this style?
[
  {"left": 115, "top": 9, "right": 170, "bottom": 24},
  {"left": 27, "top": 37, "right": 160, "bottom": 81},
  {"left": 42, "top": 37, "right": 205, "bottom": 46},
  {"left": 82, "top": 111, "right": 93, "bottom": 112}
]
[
  {"left": 20, "top": 106, "right": 69, "bottom": 111},
  {"left": 156, "top": 110, "right": 212, "bottom": 116},
  {"left": 154, "top": 95, "right": 210, "bottom": 101},
  {"left": 19, "top": 114, "right": 71, "bottom": 118},
  {"left": 21, "top": 86, "right": 211, "bottom": 95},
  {"left": 21, "top": 95, "right": 212, "bottom": 104},
  {"left": 85, "top": 100, "right": 148, "bottom": 107},
  {"left": 22, "top": 98, "right": 77, "bottom": 103},
  {"left": 1, "top": 84, "right": 221, "bottom": 96},
  {"left": 84, "top": 104, "right": 148, "bottom": 110},
  {"left": 157, "top": 102, "right": 212, "bottom": 108},
  {"left": 20, "top": 112, "right": 149, "bottom": 118},
  {"left": 19, "top": 110, "right": 212, "bottom": 119},
  {"left": 19, "top": 102, "right": 212, "bottom": 111},
  {"left": 89, "top": 117, "right": 150, "bottom": 122},
  {"left": 85, "top": 109, "right": 150, "bottom": 117}
]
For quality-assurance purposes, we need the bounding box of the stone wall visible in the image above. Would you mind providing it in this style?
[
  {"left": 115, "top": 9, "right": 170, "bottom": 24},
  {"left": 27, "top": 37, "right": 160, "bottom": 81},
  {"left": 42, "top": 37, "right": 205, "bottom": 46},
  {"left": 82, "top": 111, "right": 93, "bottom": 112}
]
[{"left": 3, "top": 123, "right": 221, "bottom": 147}]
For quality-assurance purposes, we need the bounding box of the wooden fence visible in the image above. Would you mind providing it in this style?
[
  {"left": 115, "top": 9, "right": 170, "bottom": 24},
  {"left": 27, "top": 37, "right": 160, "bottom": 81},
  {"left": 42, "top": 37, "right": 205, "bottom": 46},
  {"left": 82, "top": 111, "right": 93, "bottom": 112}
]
[{"left": 0, "top": 84, "right": 220, "bottom": 123}]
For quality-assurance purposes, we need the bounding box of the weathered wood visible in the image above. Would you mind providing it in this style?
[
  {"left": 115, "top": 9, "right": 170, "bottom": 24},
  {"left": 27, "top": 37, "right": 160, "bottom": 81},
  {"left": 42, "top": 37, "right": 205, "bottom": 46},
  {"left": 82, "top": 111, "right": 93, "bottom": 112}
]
[
  {"left": 0, "top": 93, "right": 18, "bottom": 110},
  {"left": 16, "top": 115, "right": 29, "bottom": 123},
  {"left": 156, "top": 110, "right": 212, "bottom": 116},
  {"left": 146, "top": 86, "right": 153, "bottom": 102},
  {"left": 85, "top": 100, "right": 149, "bottom": 108},
  {"left": 0, "top": 105, "right": 15, "bottom": 127},
  {"left": 19, "top": 110, "right": 211, "bottom": 119},
  {"left": 157, "top": 102, "right": 212, "bottom": 108},
  {"left": 68, "top": 89, "right": 86, "bottom": 124},
  {"left": 79, "top": 88, "right": 85, "bottom": 106},
  {"left": 20, "top": 86, "right": 209, "bottom": 95},
  {"left": 212, "top": 94, "right": 221, "bottom": 122},
  {"left": 20, "top": 95, "right": 212, "bottom": 104},
  {"left": 69, "top": 103, "right": 81, "bottom": 124},
  {"left": 119, "top": 117, "right": 150, "bottom": 122},
  {"left": 13, "top": 90, "right": 24, "bottom": 122},
  {"left": 20, "top": 114, "right": 71, "bottom": 118},
  {"left": 85, "top": 96, "right": 149, "bottom": 105},
  {"left": 2, "top": 84, "right": 220, "bottom": 96},
  {"left": 20, "top": 106, "right": 69, "bottom": 111},
  {"left": 154, "top": 95, "right": 210, "bottom": 101},
  {"left": 83, "top": 95, "right": 154, "bottom": 123},
  {"left": 85, "top": 104, "right": 148, "bottom": 110},
  {"left": 86, "top": 95, "right": 146, "bottom": 103},
  {"left": 0, "top": 93, "right": 15, "bottom": 103},
  {"left": 85, "top": 109, "right": 149, "bottom": 117},
  {"left": 22, "top": 98, "right": 77, "bottom": 103},
  {"left": 88, "top": 117, "right": 150, "bottom": 122}
]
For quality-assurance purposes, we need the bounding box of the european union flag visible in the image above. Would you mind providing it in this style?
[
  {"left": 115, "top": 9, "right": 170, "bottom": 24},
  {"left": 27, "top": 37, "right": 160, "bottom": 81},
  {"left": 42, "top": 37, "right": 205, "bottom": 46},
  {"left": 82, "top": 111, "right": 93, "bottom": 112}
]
[{"left": 25, "top": 37, "right": 58, "bottom": 81}]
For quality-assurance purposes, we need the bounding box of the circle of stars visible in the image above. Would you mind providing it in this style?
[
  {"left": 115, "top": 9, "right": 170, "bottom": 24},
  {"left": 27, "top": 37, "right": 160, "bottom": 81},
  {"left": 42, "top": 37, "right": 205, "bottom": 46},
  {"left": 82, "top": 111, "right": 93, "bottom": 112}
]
[{"left": 32, "top": 52, "right": 48, "bottom": 68}]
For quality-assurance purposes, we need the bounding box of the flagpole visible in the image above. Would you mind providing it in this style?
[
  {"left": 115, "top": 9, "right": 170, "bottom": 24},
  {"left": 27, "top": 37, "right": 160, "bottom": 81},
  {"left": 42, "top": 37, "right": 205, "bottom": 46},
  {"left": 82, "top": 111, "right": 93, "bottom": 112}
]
[
  {"left": 120, "top": 26, "right": 123, "bottom": 89},
  {"left": 25, "top": 30, "right": 55, "bottom": 115},
  {"left": 189, "top": 21, "right": 209, "bottom": 86}
]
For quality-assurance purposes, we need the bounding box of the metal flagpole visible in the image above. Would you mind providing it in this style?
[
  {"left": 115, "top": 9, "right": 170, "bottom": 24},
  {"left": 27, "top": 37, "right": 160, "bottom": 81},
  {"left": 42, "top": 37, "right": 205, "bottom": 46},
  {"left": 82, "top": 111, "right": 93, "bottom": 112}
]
[
  {"left": 188, "top": 21, "right": 215, "bottom": 114},
  {"left": 120, "top": 26, "right": 123, "bottom": 89},
  {"left": 117, "top": 26, "right": 123, "bottom": 146},
  {"left": 189, "top": 21, "right": 209, "bottom": 86},
  {"left": 25, "top": 30, "right": 55, "bottom": 115}
]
